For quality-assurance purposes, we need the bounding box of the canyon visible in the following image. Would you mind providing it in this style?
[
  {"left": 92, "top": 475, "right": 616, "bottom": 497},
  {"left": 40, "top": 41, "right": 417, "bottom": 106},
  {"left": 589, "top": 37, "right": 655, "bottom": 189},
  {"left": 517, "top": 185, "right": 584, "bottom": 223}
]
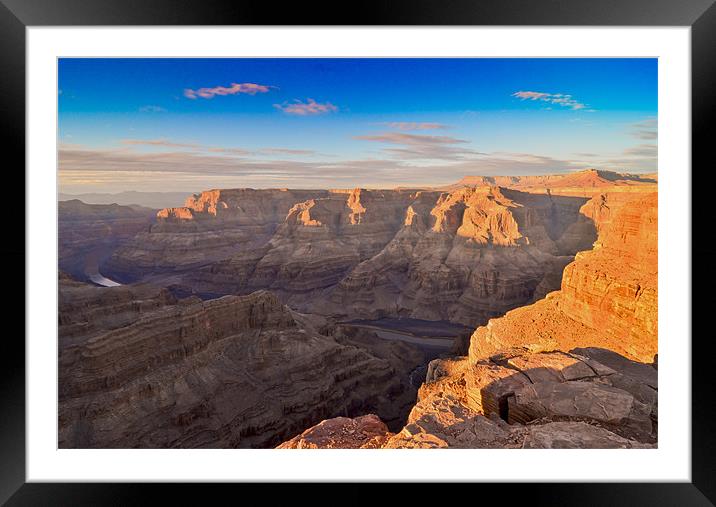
[
  {"left": 57, "top": 169, "right": 658, "bottom": 449},
  {"left": 59, "top": 278, "right": 423, "bottom": 448},
  {"left": 278, "top": 183, "right": 658, "bottom": 449}
]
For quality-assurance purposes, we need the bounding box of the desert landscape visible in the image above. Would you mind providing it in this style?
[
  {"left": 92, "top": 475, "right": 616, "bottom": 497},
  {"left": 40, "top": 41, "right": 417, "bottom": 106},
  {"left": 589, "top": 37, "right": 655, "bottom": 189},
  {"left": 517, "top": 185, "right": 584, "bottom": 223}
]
[
  {"left": 58, "top": 169, "right": 657, "bottom": 449},
  {"left": 58, "top": 57, "right": 657, "bottom": 449}
]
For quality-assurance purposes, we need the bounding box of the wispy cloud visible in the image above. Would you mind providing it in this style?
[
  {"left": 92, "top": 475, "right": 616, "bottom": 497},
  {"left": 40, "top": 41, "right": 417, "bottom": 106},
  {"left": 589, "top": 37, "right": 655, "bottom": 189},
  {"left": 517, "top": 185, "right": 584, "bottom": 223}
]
[
  {"left": 274, "top": 99, "right": 338, "bottom": 116},
  {"left": 571, "top": 143, "right": 657, "bottom": 173},
  {"left": 355, "top": 132, "right": 481, "bottom": 160},
  {"left": 59, "top": 143, "right": 583, "bottom": 193},
  {"left": 139, "top": 105, "right": 167, "bottom": 113},
  {"left": 207, "top": 147, "right": 253, "bottom": 156},
  {"left": 630, "top": 117, "right": 657, "bottom": 140},
  {"left": 382, "top": 122, "right": 448, "bottom": 131},
  {"left": 622, "top": 143, "right": 657, "bottom": 158},
  {"left": 119, "top": 138, "right": 325, "bottom": 157},
  {"left": 121, "top": 138, "right": 258, "bottom": 156},
  {"left": 513, "top": 91, "right": 591, "bottom": 111},
  {"left": 259, "top": 148, "right": 317, "bottom": 156},
  {"left": 60, "top": 139, "right": 656, "bottom": 194},
  {"left": 119, "top": 138, "right": 205, "bottom": 149},
  {"left": 121, "top": 138, "right": 203, "bottom": 149},
  {"left": 184, "top": 82, "right": 272, "bottom": 99}
]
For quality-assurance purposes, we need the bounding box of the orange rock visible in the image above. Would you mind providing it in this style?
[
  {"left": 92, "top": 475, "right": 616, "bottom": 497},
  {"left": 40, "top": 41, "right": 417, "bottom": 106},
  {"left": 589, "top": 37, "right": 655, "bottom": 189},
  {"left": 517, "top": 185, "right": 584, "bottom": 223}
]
[
  {"left": 276, "top": 415, "right": 392, "bottom": 449},
  {"left": 469, "top": 192, "right": 657, "bottom": 363}
]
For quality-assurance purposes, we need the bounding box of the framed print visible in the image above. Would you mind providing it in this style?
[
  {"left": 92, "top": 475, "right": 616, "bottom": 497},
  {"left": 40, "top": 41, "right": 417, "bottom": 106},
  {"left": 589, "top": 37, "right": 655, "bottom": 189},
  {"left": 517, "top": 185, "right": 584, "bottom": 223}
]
[{"left": 3, "top": 0, "right": 714, "bottom": 503}]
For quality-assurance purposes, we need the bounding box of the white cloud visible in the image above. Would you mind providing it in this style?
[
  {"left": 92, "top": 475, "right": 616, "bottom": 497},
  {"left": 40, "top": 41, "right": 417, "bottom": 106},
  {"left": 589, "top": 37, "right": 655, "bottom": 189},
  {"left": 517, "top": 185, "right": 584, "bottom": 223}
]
[
  {"left": 354, "top": 132, "right": 482, "bottom": 160},
  {"left": 184, "top": 82, "right": 272, "bottom": 99},
  {"left": 382, "top": 122, "right": 449, "bottom": 131},
  {"left": 630, "top": 117, "right": 658, "bottom": 140},
  {"left": 273, "top": 99, "right": 338, "bottom": 115},
  {"left": 513, "top": 91, "right": 591, "bottom": 111}
]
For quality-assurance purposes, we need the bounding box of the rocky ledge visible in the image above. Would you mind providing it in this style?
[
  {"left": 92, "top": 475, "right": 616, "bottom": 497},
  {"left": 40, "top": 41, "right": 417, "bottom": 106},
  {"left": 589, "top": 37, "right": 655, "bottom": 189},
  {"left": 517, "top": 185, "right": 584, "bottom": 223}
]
[{"left": 277, "top": 347, "right": 657, "bottom": 449}]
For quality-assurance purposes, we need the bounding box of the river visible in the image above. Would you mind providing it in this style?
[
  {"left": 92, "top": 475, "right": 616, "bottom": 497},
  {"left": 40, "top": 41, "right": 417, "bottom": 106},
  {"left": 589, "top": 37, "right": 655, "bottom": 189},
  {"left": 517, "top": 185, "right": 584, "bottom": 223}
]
[
  {"left": 339, "top": 318, "right": 471, "bottom": 388},
  {"left": 84, "top": 246, "right": 122, "bottom": 287}
]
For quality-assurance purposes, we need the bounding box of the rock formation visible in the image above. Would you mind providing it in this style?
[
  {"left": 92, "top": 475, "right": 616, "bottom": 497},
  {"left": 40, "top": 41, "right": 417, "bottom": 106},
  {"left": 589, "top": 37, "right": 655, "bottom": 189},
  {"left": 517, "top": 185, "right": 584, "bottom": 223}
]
[
  {"left": 106, "top": 189, "right": 332, "bottom": 279},
  {"left": 469, "top": 192, "right": 657, "bottom": 363},
  {"left": 277, "top": 414, "right": 392, "bottom": 449},
  {"left": 320, "top": 186, "right": 595, "bottom": 326},
  {"left": 106, "top": 171, "right": 656, "bottom": 327},
  {"left": 278, "top": 348, "right": 657, "bottom": 449},
  {"left": 444, "top": 168, "right": 657, "bottom": 196},
  {"left": 59, "top": 278, "right": 421, "bottom": 448},
  {"left": 58, "top": 200, "right": 156, "bottom": 281}
]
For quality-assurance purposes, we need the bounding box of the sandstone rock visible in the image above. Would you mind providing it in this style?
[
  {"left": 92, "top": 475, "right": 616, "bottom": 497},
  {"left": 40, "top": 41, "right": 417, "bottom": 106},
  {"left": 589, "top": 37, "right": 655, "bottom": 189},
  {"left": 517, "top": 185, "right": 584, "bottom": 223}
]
[
  {"left": 465, "top": 362, "right": 531, "bottom": 417},
  {"left": 506, "top": 351, "right": 596, "bottom": 383},
  {"left": 446, "top": 169, "right": 657, "bottom": 197},
  {"left": 522, "top": 421, "right": 656, "bottom": 449},
  {"left": 507, "top": 381, "right": 653, "bottom": 438},
  {"left": 280, "top": 347, "right": 656, "bottom": 449},
  {"left": 469, "top": 192, "right": 658, "bottom": 363},
  {"left": 322, "top": 186, "right": 597, "bottom": 327},
  {"left": 106, "top": 188, "right": 331, "bottom": 279},
  {"left": 276, "top": 415, "right": 392, "bottom": 449},
  {"left": 61, "top": 171, "right": 659, "bottom": 450},
  {"left": 104, "top": 181, "right": 642, "bottom": 328},
  {"left": 383, "top": 394, "right": 520, "bottom": 449}
]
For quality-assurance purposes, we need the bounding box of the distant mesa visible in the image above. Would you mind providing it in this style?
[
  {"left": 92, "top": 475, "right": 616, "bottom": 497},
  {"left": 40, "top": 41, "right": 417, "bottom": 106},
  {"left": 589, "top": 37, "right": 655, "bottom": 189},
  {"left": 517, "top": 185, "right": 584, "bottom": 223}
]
[{"left": 58, "top": 191, "right": 189, "bottom": 209}]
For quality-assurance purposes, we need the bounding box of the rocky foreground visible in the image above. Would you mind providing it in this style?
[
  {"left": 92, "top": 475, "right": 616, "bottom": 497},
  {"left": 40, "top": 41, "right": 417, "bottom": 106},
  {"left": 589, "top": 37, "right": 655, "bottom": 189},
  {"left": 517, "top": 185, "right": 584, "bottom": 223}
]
[{"left": 277, "top": 187, "right": 658, "bottom": 449}]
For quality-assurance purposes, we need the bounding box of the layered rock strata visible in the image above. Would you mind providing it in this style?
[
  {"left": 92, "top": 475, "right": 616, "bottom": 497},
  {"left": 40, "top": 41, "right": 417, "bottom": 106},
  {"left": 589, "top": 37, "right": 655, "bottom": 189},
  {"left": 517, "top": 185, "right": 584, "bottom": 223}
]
[
  {"left": 58, "top": 200, "right": 156, "bottom": 281},
  {"left": 469, "top": 192, "right": 657, "bottom": 363},
  {"left": 106, "top": 189, "right": 333, "bottom": 279},
  {"left": 59, "top": 279, "right": 420, "bottom": 448},
  {"left": 104, "top": 170, "right": 655, "bottom": 328},
  {"left": 320, "top": 186, "right": 595, "bottom": 326},
  {"left": 122, "top": 183, "right": 622, "bottom": 327},
  {"left": 444, "top": 168, "right": 657, "bottom": 196}
]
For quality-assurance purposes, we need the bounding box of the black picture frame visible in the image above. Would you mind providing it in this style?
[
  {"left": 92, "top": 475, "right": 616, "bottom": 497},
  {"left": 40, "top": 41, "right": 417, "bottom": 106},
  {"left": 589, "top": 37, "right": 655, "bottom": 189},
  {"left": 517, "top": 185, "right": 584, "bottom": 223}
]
[{"left": 2, "top": 0, "right": 713, "bottom": 503}]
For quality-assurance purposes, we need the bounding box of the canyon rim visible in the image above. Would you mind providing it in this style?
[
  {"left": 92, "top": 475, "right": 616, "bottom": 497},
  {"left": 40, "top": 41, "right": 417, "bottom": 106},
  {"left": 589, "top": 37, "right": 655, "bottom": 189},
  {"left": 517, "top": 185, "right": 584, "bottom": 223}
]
[{"left": 57, "top": 58, "right": 658, "bottom": 451}]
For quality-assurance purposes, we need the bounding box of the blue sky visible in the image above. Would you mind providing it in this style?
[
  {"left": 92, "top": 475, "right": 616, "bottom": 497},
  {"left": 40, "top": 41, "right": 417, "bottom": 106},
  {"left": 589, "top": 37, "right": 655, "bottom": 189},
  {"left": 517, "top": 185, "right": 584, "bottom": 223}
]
[{"left": 58, "top": 58, "right": 657, "bottom": 193}]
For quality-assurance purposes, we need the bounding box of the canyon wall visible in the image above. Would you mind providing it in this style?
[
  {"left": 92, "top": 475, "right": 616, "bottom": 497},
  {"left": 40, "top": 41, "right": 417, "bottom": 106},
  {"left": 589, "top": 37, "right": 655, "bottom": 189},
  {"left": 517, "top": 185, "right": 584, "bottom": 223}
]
[
  {"left": 59, "top": 279, "right": 421, "bottom": 448},
  {"left": 58, "top": 200, "right": 156, "bottom": 280},
  {"left": 105, "top": 170, "right": 654, "bottom": 327},
  {"left": 468, "top": 191, "right": 657, "bottom": 363},
  {"left": 106, "top": 189, "right": 330, "bottom": 279}
]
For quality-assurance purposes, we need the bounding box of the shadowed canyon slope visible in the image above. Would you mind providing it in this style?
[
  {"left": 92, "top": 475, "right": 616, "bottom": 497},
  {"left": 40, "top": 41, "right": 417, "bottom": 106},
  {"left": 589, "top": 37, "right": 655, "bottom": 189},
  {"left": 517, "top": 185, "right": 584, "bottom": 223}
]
[
  {"left": 58, "top": 278, "right": 422, "bottom": 448},
  {"left": 58, "top": 200, "right": 156, "bottom": 282},
  {"left": 277, "top": 188, "right": 658, "bottom": 449}
]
